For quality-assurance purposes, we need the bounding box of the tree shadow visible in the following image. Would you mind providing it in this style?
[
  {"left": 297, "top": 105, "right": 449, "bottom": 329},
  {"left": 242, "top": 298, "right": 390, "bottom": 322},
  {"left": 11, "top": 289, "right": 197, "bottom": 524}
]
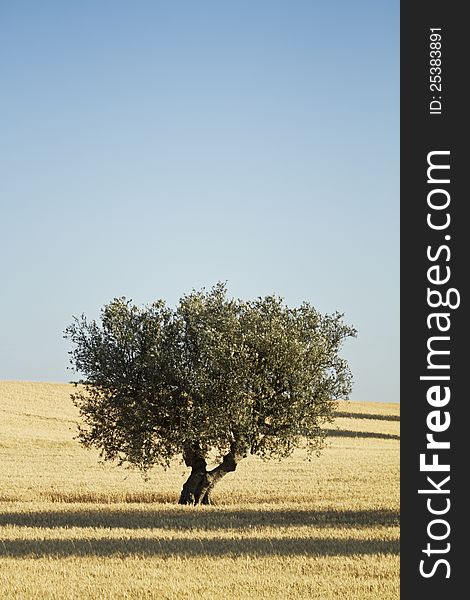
[
  {"left": 0, "top": 507, "right": 399, "bottom": 531},
  {"left": 0, "top": 536, "right": 399, "bottom": 558},
  {"left": 327, "top": 430, "right": 400, "bottom": 440},
  {"left": 335, "top": 412, "right": 400, "bottom": 422}
]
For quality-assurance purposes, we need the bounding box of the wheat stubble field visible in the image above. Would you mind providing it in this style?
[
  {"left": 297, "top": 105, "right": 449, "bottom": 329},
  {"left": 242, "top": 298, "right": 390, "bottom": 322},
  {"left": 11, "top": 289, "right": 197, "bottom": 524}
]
[{"left": 0, "top": 381, "right": 399, "bottom": 599}]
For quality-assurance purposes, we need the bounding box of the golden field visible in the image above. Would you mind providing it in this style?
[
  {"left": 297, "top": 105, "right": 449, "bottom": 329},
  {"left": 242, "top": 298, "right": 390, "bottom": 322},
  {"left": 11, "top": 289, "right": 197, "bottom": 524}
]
[{"left": 0, "top": 381, "right": 399, "bottom": 599}]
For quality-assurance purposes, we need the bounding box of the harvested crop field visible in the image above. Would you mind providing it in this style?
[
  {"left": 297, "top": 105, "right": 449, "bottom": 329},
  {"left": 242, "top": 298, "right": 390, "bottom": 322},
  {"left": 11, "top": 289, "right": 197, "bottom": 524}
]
[{"left": 0, "top": 381, "right": 399, "bottom": 599}]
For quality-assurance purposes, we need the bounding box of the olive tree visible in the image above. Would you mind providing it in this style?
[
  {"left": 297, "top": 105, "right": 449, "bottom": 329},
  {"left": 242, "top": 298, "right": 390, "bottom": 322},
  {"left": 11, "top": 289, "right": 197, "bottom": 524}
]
[{"left": 65, "top": 283, "right": 356, "bottom": 505}]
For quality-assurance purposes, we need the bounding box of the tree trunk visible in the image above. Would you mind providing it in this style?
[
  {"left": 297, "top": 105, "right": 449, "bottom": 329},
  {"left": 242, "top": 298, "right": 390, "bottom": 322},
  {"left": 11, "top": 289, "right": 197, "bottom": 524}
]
[
  {"left": 178, "top": 442, "right": 247, "bottom": 505},
  {"left": 178, "top": 444, "right": 208, "bottom": 505}
]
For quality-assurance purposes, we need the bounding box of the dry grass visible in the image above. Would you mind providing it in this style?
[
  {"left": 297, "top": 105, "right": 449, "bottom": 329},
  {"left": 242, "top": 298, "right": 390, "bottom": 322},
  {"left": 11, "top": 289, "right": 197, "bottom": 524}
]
[{"left": 0, "top": 381, "right": 399, "bottom": 599}]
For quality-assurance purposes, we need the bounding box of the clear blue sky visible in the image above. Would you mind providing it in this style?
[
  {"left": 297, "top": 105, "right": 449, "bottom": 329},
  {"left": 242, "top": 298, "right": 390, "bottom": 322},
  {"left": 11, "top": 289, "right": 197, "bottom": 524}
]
[{"left": 0, "top": 1, "right": 399, "bottom": 402}]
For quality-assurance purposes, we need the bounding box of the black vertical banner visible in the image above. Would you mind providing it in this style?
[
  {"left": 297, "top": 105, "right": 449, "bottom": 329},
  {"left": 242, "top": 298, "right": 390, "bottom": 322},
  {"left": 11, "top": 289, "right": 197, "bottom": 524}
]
[{"left": 401, "top": 2, "right": 467, "bottom": 597}]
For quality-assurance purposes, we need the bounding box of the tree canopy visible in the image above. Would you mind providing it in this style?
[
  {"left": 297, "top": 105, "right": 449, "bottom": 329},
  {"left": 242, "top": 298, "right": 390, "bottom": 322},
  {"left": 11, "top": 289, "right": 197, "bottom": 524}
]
[{"left": 65, "top": 283, "right": 356, "bottom": 504}]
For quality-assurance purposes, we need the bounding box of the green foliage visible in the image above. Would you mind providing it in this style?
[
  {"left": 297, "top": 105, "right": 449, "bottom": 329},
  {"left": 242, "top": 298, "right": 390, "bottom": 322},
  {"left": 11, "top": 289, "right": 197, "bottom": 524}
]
[{"left": 65, "top": 283, "right": 356, "bottom": 473}]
